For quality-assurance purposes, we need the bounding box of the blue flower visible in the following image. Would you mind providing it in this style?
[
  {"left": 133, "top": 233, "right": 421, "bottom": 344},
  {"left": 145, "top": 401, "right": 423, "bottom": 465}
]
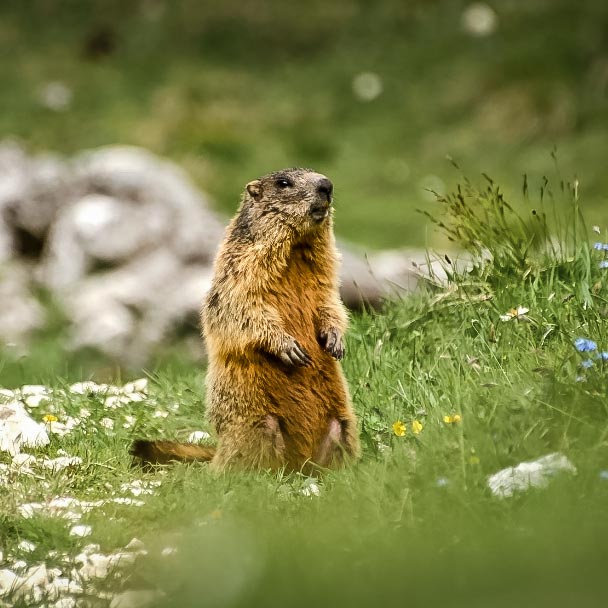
[
  {"left": 594, "top": 242, "right": 605, "bottom": 250},
  {"left": 600, "top": 261, "right": 608, "bottom": 269},
  {"left": 604, "top": 244, "right": 608, "bottom": 251},
  {"left": 574, "top": 338, "right": 598, "bottom": 352},
  {"left": 581, "top": 359, "right": 595, "bottom": 369},
  {"left": 598, "top": 352, "right": 608, "bottom": 361}
]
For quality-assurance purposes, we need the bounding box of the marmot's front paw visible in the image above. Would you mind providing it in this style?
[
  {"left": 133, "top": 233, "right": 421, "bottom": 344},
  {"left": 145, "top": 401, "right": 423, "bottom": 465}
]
[
  {"left": 278, "top": 338, "right": 312, "bottom": 367},
  {"left": 318, "top": 327, "right": 344, "bottom": 360}
]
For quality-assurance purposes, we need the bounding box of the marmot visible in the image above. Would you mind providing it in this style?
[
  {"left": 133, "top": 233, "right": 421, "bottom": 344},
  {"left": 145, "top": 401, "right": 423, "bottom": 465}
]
[{"left": 131, "top": 168, "right": 360, "bottom": 472}]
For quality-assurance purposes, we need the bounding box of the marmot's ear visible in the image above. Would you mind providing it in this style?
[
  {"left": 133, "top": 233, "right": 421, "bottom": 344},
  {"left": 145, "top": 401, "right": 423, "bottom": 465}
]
[{"left": 246, "top": 180, "right": 261, "bottom": 199}]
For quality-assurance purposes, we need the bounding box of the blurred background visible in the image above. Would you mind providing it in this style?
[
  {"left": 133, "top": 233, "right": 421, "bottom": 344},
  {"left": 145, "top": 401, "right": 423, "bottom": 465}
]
[{"left": 0, "top": 0, "right": 607, "bottom": 380}]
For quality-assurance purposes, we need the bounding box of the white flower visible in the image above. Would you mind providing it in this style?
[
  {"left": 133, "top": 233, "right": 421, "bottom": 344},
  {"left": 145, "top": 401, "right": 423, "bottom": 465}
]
[
  {"left": 122, "top": 415, "right": 136, "bottom": 429},
  {"left": 593, "top": 225, "right": 601, "bottom": 234},
  {"left": 499, "top": 306, "right": 530, "bottom": 322},
  {"left": 352, "top": 72, "right": 383, "bottom": 102},
  {"left": 153, "top": 410, "right": 168, "bottom": 419},
  {"left": 161, "top": 547, "right": 177, "bottom": 557},
  {"left": 39, "top": 81, "right": 73, "bottom": 111},
  {"left": 461, "top": 3, "right": 498, "bottom": 37}
]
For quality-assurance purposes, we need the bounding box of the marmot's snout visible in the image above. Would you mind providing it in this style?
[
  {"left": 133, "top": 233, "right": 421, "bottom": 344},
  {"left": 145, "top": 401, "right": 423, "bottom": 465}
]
[
  {"left": 310, "top": 175, "right": 333, "bottom": 222},
  {"left": 316, "top": 177, "right": 333, "bottom": 201}
]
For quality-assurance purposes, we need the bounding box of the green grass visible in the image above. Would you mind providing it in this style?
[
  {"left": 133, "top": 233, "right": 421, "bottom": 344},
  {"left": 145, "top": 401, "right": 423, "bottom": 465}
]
[
  {"left": 2, "top": 174, "right": 608, "bottom": 606},
  {"left": 1, "top": 0, "right": 608, "bottom": 248}
]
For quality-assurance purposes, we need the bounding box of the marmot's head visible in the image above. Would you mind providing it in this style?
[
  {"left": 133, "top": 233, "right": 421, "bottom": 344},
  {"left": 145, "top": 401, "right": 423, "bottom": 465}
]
[{"left": 242, "top": 168, "right": 334, "bottom": 237}]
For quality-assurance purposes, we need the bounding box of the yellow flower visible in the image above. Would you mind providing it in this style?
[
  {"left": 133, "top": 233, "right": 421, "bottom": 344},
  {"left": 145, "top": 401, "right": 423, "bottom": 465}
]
[
  {"left": 392, "top": 420, "right": 406, "bottom": 437},
  {"left": 42, "top": 414, "right": 58, "bottom": 423},
  {"left": 411, "top": 420, "right": 423, "bottom": 435},
  {"left": 468, "top": 455, "right": 480, "bottom": 465},
  {"left": 443, "top": 414, "right": 462, "bottom": 424}
]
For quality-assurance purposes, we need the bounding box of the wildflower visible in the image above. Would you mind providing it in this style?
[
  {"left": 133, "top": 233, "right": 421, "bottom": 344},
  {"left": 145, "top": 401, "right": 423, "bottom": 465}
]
[
  {"left": 598, "top": 352, "right": 608, "bottom": 361},
  {"left": 411, "top": 420, "right": 423, "bottom": 435},
  {"left": 392, "top": 420, "right": 406, "bottom": 437},
  {"left": 443, "top": 414, "right": 462, "bottom": 424},
  {"left": 436, "top": 477, "right": 449, "bottom": 487},
  {"left": 599, "top": 471, "right": 608, "bottom": 481},
  {"left": 581, "top": 359, "right": 594, "bottom": 369},
  {"left": 593, "top": 226, "right": 601, "bottom": 234},
  {"left": 468, "top": 455, "right": 480, "bottom": 465},
  {"left": 42, "top": 413, "right": 58, "bottom": 423},
  {"left": 574, "top": 338, "right": 597, "bottom": 352},
  {"left": 593, "top": 242, "right": 605, "bottom": 250},
  {"left": 499, "top": 306, "right": 529, "bottom": 322},
  {"left": 600, "top": 261, "right": 608, "bottom": 269}
]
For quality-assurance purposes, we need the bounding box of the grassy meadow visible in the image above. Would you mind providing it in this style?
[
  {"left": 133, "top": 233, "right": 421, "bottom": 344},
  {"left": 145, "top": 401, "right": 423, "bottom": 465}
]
[
  {"left": 1, "top": 0, "right": 608, "bottom": 247},
  {"left": 1, "top": 175, "right": 608, "bottom": 606}
]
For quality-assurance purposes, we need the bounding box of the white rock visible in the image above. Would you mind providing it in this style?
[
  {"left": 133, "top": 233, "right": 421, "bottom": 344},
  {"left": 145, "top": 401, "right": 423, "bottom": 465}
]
[
  {"left": 124, "top": 538, "right": 146, "bottom": 554},
  {"left": 12, "top": 453, "right": 38, "bottom": 468},
  {"left": 488, "top": 452, "right": 577, "bottom": 498},
  {"left": 17, "top": 540, "right": 36, "bottom": 552},
  {"left": 301, "top": 481, "right": 321, "bottom": 498},
  {"left": 0, "top": 401, "right": 49, "bottom": 455},
  {"left": 20, "top": 385, "right": 49, "bottom": 396},
  {"left": 69, "top": 525, "right": 92, "bottom": 537},
  {"left": 187, "top": 431, "right": 211, "bottom": 443},
  {"left": 22, "top": 564, "right": 48, "bottom": 588},
  {"left": 0, "top": 569, "right": 19, "bottom": 595},
  {"left": 122, "top": 378, "right": 148, "bottom": 394},
  {"left": 100, "top": 417, "right": 115, "bottom": 429},
  {"left": 24, "top": 394, "right": 48, "bottom": 408},
  {"left": 43, "top": 456, "right": 83, "bottom": 472},
  {"left": 109, "top": 589, "right": 162, "bottom": 608}
]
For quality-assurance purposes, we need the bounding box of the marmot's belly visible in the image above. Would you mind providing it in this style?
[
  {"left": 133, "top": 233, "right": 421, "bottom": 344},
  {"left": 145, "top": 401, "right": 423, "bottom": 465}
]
[{"left": 208, "top": 350, "right": 348, "bottom": 461}]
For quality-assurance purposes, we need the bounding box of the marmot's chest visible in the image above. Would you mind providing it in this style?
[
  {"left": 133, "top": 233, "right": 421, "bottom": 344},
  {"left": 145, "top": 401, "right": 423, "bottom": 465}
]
[{"left": 268, "top": 252, "right": 323, "bottom": 338}]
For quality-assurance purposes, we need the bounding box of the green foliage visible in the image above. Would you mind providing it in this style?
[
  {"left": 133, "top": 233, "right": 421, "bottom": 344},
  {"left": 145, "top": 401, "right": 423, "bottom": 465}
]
[{"left": 1, "top": 0, "right": 608, "bottom": 247}]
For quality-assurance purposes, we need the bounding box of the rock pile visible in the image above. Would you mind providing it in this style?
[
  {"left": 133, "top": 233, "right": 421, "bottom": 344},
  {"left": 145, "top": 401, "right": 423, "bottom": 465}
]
[{"left": 0, "top": 141, "right": 422, "bottom": 364}]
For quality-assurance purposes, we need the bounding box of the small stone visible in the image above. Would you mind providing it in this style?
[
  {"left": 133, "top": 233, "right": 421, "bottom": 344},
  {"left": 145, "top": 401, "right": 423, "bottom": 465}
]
[
  {"left": 17, "top": 540, "right": 36, "bottom": 552},
  {"left": 187, "top": 431, "right": 211, "bottom": 443},
  {"left": 69, "top": 525, "right": 92, "bottom": 537},
  {"left": 122, "top": 378, "right": 148, "bottom": 394},
  {"left": 124, "top": 538, "right": 146, "bottom": 553}
]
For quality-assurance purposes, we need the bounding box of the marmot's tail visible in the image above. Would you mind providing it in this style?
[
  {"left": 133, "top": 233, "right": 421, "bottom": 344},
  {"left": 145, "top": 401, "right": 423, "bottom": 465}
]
[{"left": 130, "top": 439, "right": 216, "bottom": 466}]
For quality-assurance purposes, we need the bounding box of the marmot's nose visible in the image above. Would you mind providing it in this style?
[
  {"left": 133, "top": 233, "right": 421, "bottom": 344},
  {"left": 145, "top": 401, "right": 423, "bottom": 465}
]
[{"left": 316, "top": 177, "right": 333, "bottom": 200}]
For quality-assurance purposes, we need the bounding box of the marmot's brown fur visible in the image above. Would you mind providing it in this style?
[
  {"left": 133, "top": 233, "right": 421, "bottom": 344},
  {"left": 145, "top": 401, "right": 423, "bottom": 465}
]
[{"left": 131, "top": 168, "right": 360, "bottom": 472}]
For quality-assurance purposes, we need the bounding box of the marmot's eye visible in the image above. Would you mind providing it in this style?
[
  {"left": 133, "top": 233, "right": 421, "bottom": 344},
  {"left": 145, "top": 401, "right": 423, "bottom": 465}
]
[{"left": 276, "top": 178, "right": 293, "bottom": 189}]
